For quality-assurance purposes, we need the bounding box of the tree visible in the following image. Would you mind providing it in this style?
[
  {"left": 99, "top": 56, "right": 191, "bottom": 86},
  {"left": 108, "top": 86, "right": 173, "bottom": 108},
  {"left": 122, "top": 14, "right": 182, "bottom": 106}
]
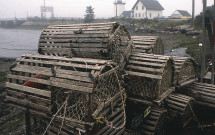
[{"left": 84, "top": 5, "right": 95, "bottom": 23}]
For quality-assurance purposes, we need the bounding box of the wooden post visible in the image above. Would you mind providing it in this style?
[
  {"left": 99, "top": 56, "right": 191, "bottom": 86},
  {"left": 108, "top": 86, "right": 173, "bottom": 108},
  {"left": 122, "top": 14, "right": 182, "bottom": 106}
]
[
  {"left": 200, "top": 0, "right": 207, "bottom": 82},
  {"left": 212, "top": 0, "right": 215, "bottom": 84},
  {"left": 24, "top": 108, "right": 31, "bottom": 135}
]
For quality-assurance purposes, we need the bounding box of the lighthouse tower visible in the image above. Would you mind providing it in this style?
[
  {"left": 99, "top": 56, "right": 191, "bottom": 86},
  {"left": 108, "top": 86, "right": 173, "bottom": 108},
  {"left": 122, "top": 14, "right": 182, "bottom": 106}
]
[{"left": 114, "top": 0, "right": 126, "bottom": 17}]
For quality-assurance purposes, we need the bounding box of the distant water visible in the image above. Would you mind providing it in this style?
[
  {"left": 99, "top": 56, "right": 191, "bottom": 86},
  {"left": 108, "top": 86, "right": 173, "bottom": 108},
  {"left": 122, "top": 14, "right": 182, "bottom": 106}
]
[
  {"left": 165, "top": 47, "right": 190, "bottom": 57},
  {"left": 0, "top": 28, "right": 42, "bottom": 58}
]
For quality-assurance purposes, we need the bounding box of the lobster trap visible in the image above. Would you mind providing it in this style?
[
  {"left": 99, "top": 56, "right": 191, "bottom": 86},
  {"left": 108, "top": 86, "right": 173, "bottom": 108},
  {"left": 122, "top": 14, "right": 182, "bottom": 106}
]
[
  {"left": 125, "top": 53, "right": 174, "bottom": 102},
  {"left": 173, "top": 56, "right": 198, "bottom": 86},
  {"left": 183, "top": 82, "right": 215, "bottom": 110},
  {"left": 38, "top": 22, "right": 133, "bottom": 63},
  {"left": 5, "top": 54, "right": 126, "bottom": 133},
  {"left": 132, "top": 36, "right": 164, "bottom": 55},
  {"left": 165, "top": 93, "right": 194, "bottom": 128}
]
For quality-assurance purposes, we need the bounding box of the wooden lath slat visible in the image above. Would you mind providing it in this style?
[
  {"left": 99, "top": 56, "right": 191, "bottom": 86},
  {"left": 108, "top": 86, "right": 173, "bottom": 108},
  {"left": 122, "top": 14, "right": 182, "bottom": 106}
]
[
  {"left": 22, "top": 54, "right": 110, "bottom": 64},
  {"left": 16, "top": 58, "right": 102, "bottom": 70},
  {"left": 6, "top": 82, "right": 51, "bottom": 97},
  {"left": 126, "top": 71, "right": 162, "bottom": 80}
]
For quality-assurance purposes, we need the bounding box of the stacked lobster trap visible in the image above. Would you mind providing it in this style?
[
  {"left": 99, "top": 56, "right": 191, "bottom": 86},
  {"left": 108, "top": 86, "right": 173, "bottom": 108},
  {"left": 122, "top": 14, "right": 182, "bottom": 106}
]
[
  {"left": 6, "top": 54, "right": 126, "bottom": 134},
  {"left": 38, "top": 22, "right": 132, "bottom": 63},
  {"left": 124, "top": 53, "right": 174, "bottom": 103},
  {"left": 6, "top": 22, "right": 133, "bottom": 135},
  {"left": 132, "top": 36, "right": 164, "bottom": 55},
  {"left": 173, "top": 56, "right": 198, "bottom": 87}
]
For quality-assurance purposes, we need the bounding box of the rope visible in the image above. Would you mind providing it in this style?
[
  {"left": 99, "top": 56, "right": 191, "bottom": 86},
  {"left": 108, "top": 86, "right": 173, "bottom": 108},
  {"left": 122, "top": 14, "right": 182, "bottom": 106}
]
[
  {"left": 42, "top": 95, "right": 69, "bottom": 135},
  {"left": 188, "top": 102, "right": 204, "bottom": 132},
  {"left": 57, "top": 96, "right": 69, "bottom": 135},
  {"left": 104, "top": 65, "right": 126, "bottom": 130}
]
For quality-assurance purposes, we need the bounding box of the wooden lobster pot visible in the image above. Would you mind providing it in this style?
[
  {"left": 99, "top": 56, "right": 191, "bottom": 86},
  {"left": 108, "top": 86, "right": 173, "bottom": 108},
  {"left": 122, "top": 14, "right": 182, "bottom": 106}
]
[
  {"left": 6, "top": 54, "right": 125, "bottom": 132},
  {"left": 173, "top": 56, "right": 198, "bottom": 86},
  {"left": 183, "top": 82, "right": 215, "bottom": 109},
  {"left": 125, "top": 53, "right": 174, "bottom": 102},
  {"left": 165, "top": 93, "right": 194, "bottom": 128},
  {"left": 38, "top": 22, "right": 133, "bottom": 63},
  {"left": 132, "top": 36, "right": 164, "bottom": 55}
]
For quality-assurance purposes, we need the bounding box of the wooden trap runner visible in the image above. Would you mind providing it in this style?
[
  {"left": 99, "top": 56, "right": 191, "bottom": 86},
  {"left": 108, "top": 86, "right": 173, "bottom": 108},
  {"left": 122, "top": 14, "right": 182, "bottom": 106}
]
[
  {"left": 173, "top": 56, "right": 198, "bottom": 87},
  {"left": 182, "top": 82, "right": 215, "bottom": 110},
  {"left": 5, "top": 54, "right": 127, "bottom": 133},
  {"left": 131, "top": 36, "right": 164, "bottom": 55},
  {"left": 124, "top": 53, "right": 174, "bottom": 104},
  {"left": 165, "top": 93, "right": 195, "bottom": 128},
  {"left": 38, "top": 22, "right": 133, "bottom": 64}
]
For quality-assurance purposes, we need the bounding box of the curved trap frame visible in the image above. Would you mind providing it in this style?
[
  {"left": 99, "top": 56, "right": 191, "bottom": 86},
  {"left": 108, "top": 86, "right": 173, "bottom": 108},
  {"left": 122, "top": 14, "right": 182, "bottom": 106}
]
[
  {"left": 165, "top": 93, "right": 194, "bottom": 128},
  {"left": 173, "top": 56, "right": 198, "bottom": 86},
  {"left": 183, "top": 82, "right": 215, "bottom": 109},
  {"left": 38, "top": 22, "right": 133, "bottom": 63},
  {"left": 125, "top": 53, "right": 174, "bottom": 102},
  {"left": 6, "top": 54, "right": 125, "bottom": 132},
  {"left": 132, "top": 36, "right": 164, "bottom": 55}
]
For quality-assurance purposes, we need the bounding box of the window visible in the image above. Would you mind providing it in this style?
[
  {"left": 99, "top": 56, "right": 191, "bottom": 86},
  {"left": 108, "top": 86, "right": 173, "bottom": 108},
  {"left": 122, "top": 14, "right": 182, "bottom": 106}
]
[
  {"left": 142, "top": 6, "right": 144, "bottom": 10},
  {"left": 139, "top": 13, "right": 141, "bottom": 18},
  {"left": 136, "top": 6, "right": 138, "bottom": 10},
  {"left": 149, "top": 13, "right": 152, "bottom": 18},
  {"left": 135, "top": 13, "right": 137, "bottom": 17},
  {"left": 142, "top": 14, "right": 144, "bottom": 18}
]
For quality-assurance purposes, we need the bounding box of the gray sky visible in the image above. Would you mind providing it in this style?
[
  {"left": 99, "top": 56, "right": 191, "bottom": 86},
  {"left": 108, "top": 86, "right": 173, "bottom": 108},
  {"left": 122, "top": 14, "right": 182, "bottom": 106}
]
[{"left": 0, "top": 0, "right": 213, "bottom": 18}]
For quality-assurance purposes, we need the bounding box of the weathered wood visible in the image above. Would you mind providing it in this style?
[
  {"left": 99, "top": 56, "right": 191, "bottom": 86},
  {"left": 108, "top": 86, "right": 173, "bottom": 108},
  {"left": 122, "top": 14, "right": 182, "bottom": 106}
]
[
  {"left": 126, "top": 65, "right": 163, "bottom": 73},
  {"left": 126, "top": 71, "right": 162, "bottom": 79},
  {"left": 22, "top": 54, "right": 110, "bottom": 64},
  {"left": 6, "top": 96, "right": 51, "bottom": 112},
  {"left": 7, "top": 89, "right": 51, "bottom": 104},
  {"left": 39, "top": 43, "right": 107, "bottom": 48},
  {"left": 40, "top": 34, "right": 109, "bottom": 38},
  {"left": 128, "top": 60, "right": 165, "bottom": 67},
  {"left": 6, "top": 82, "right": 51, "bottom": 97},
  {"left": 16, "top": 59, "right": 102, "bottom": 71}
]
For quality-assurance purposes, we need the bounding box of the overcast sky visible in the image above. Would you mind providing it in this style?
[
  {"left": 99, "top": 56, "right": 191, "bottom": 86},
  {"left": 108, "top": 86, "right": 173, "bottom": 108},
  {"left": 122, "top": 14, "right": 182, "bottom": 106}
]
[{"left": 0, "top": 0, "right": 213, "bottom": 19}]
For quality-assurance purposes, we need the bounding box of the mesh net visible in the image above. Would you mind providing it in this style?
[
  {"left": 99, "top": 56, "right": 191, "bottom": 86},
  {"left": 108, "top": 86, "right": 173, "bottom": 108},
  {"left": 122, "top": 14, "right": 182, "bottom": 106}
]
[
  {"left": 126, "top": 76, "right": 159, "bottom": 100},
  {"left": 93, "top": 68, "right": 121, "bottom": 110},
  {"left": 52, "top": 67, "right": 121, "bottom": 122},
  {"left": 160, "top": 60, "right": 173, "bottom": 94},
  {"left": 53, "top": 88, "right": 89, "bottom": 122},
  {"left": 178, "top": 60, "right": 196, "bottom": 84},
  {"left": 109, "top": 26, "right": 131, "bottom": 63}
]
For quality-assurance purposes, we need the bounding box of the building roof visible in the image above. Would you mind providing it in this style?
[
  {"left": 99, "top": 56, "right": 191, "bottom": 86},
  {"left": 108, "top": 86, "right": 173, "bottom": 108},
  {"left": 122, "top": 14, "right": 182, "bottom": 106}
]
[
  {"left": 120, "top": 11, "right": 132, "bottom": 17},
  {"left": 132, "top": 0, "right": 164, "bottom": 10},
  {"left": 176, "top": 10, "right": 191, "bottom": 17}
]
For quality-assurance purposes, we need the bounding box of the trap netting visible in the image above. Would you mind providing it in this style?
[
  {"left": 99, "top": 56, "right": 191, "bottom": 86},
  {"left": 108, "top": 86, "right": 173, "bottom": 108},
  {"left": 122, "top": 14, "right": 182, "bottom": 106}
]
[
  {"left": 38, "top": 22, "right": 133, "bottom": 64},
  {"left": 173, "top": 57, "right": 197, "bottom": 86},
  {"left": 52, "top": 65, "right": 123, "bottom": 123},
  {"left": 125, "top": 53, "right": 174, "bottom": 100}
]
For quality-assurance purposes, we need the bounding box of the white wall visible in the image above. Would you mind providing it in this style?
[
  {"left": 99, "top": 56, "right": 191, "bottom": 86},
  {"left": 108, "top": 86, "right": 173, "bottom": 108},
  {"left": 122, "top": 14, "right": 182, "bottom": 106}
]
[
  {"left": 133, "top": 1, "right": 146, "bottom": 19},
  {"left": 133, "top": 1, "right": 163, "bottom": 19},
  {"left": 114, "top": 3, "right": 125, "bottom": 17},
  {"left": 147, "top": 10, "right": 163, "bottom": 19},
  {"left": 171, "top": 10, "right": 182, "bottom": 18}
]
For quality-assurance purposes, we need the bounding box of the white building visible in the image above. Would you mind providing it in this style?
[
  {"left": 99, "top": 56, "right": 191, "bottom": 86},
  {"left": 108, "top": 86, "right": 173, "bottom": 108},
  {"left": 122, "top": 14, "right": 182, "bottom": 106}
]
[
  {"left": 171, "top": 10, "right": 191, "bottom": 19},
  {"left": 114, "top": 0, "right": 126, "bottom": 17},
  {"left": 131, "top": 0, "right": 164, "bottom": 19}
]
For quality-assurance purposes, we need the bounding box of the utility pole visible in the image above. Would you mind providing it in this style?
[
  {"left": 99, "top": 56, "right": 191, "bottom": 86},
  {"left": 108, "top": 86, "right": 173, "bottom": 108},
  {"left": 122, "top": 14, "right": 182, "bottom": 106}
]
[
  {"left": 192, "top": 0, "right": 195, "bottom": 22},
  {"left": 201, "top": 0, "right": 207, "bottom": 82},
  {"left": 44, "top": 0, "right": 46, "bottom": 18},
  {"left": 115, "top": 0, "right": 118, "bottom": 17},
  {"left": 212, "top": 0, "right": 215, "bottom": 84}
]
